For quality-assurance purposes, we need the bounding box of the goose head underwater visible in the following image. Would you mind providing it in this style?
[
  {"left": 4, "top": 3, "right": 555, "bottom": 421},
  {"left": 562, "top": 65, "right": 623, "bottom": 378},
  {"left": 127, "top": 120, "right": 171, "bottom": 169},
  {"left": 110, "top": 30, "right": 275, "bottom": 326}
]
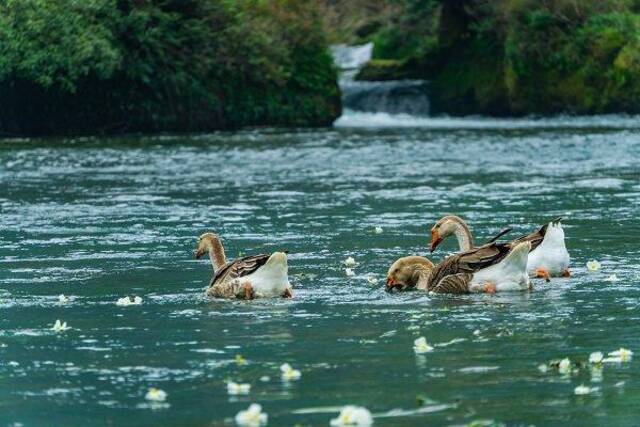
[{"left": 386, "top": 256, "right": 435, "bottom": 292}]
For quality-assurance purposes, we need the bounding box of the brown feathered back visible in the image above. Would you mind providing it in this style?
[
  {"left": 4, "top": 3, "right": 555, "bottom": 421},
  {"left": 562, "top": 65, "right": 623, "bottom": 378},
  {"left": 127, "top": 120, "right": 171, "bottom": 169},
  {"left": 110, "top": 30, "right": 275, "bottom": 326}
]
[
  {"left": 209, "top": 254, "right": 271, "bottom": 288},
  {"left": 428, "top": 242, "right": 512, "bottom": 290}
]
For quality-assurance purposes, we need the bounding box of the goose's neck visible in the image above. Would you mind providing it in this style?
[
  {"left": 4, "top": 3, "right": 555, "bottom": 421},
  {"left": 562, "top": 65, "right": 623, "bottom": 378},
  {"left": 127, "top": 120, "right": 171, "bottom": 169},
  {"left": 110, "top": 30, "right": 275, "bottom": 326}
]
[
  {"left": 208, "top": 237, "right": 227, "bottom": 271},
  {"left": 452, "top": 219, "right": 474, "bottom": 251}
]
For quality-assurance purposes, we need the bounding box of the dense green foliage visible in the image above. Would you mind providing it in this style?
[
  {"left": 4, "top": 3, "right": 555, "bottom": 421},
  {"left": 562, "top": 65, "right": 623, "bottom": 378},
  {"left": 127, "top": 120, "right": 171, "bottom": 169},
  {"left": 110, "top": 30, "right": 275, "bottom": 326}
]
[
  {"left": 0, "top": 0, "right": 340, "bottom": 135},
  {"left": 335, "top": 0, "right": 640, "bottom": 115}
]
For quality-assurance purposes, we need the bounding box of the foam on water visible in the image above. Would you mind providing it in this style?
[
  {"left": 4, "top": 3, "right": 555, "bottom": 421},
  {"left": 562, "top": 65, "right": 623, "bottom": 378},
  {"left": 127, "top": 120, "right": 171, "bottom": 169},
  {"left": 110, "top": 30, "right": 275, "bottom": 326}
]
[{"left": 335, "top": 109, "right": 640, "bottom": 129}]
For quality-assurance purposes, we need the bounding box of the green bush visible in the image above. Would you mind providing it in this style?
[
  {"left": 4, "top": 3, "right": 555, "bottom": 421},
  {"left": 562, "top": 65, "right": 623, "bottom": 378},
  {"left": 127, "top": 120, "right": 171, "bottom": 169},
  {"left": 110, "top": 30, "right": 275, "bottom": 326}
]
[{"left": 0, "top": 0, "right": 340, "bottom": 135}]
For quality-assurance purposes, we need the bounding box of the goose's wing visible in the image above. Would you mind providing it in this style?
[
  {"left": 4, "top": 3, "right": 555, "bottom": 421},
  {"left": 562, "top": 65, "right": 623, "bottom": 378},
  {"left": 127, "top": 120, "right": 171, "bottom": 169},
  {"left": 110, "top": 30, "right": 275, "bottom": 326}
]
[
  {"left": 428, "top": 243, "right": 510, "bottom": 291},
  {"left": 455, "top": 243, "right": 512, "bottom": 271},
  {"left": 509, "top": 218, "right": 561, "bottom": 252},
  {"left": 209, "top": 254, "right": 271, "bottom": 287},
  {"left": 431, "top": 273, "right": 472, "bottom": 294}
]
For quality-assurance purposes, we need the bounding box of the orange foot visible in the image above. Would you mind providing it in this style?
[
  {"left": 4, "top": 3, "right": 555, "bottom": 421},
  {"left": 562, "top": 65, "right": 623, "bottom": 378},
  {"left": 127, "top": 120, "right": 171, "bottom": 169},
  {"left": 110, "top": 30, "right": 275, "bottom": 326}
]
[
  {"left": 242, "top": 282, "right": 254, "bottom": 300},
  {"left": 562, "top": 269, "right": 571, "bottom": 278},
  {"left": 484, "top": 282, "right": 497, "bottom": 294},
  {"left": 536, "top": 268, "right": 551, "bottom": 283},
  {"left": 282, "top": 287, "right": 293, "bottom": 298}
]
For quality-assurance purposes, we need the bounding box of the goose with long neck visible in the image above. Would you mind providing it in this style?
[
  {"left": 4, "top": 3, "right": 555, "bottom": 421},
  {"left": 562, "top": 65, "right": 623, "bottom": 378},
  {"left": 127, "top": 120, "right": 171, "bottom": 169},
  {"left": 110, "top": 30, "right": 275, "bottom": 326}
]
[
  {"left": 194, "top": 232, "right": 292, "bottom": 299},
  {"left": 430, "top": 215, "right": 475, "bottom": 252},
  {"left": 386, "top": 241, "right": 532, "bottom": 294},
  {"left": 194, "top": 233, "right": 227, "bottom": 271},
  {"left": 429, "top": 216, "right": 571, "bottom": 280}
]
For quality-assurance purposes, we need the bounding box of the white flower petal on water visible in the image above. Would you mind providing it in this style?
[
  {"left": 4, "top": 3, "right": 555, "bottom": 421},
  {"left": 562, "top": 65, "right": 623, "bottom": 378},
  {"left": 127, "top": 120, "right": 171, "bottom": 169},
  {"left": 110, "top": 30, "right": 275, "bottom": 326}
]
[
  {"left": 604, "top": 274, "right": 619, "bottom": 282},
  {"left": 538, "top": 364, "right": 548, "bottom": 373},
  {"left": 574, "top": 384, "right": 594, "bottom": 395},
  {"left": 280, "top": 363, "right": 301, "bottom": 380},
  {"left": 51, "top": 319, "right": 70, "bottom": 332},
  {"left": 366, "top": 275, "right": 378, "bottom": 285},
  {"left": 259, "top": 376, "right": 270, "bottom": 382},
  {"left": 330, "top": 405, "right": 373, "bottom": 426},
  {"left": 586, "top": 260, "right": 601, "bottom": 272},
  {"left": 345, "top": 268, "right": 355, "bottom": 277},
  {"left": 58, "top": 294, "right": 69, "bottom": 304},
  {"left": 235, "top": 403, "right": 268, "bottom": 426},
  {"left": 602, "top": 357, "right": 623, "bottom": 363},
  {"left": 608, "top": 348, "right": 633, "bottom": 362},
  {"left": 413, "top": 337, "right": 433, "bottom": 354},
  {"left": 344, "top": 257, "right": 358, "bottom": 267},
  {"left": 227, "top": 381, "right": 251, "bottom": 395},
  {"left": 374, "top": 226, "right": 383, "bottom": 234},
  {"left": 558, "top": 358, "right": 571, "bottom": 374},
  {"left": 116, "top": 296, "right": 143, "bottom": 306},
  {"left": 589, "top": 352, "right": 604, "bottom": 364},
  {"left": 145, "top": 387, "right": 167, "bottom": 402}
]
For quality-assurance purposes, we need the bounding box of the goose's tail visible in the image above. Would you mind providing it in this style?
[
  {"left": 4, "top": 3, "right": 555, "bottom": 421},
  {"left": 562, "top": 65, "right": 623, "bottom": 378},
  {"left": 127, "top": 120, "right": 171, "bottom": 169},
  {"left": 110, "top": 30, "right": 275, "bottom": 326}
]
[{"left": 500, "top": 241, "right": 531, "bottom": 275}]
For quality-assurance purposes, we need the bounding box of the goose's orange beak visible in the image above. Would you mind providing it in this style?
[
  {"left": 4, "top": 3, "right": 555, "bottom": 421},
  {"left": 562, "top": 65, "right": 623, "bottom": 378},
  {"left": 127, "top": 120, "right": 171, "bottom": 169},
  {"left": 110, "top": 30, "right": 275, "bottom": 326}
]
[{"left": 430, "top": 229, "right": 442, "bottom": 253}]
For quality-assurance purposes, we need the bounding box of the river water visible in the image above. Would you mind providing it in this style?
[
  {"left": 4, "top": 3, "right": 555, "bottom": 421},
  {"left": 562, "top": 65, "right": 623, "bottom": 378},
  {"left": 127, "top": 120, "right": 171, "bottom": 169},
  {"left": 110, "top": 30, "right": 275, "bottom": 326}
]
[{"left": 2, "top": 119, "right": 640, "bottom": 426}]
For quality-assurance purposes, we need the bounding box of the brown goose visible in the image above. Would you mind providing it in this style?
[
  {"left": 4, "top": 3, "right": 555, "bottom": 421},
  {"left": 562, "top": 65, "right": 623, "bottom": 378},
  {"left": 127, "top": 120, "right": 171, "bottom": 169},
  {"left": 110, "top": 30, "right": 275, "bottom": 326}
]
[
  {"left": 429, "top": 216, "right": 570, "bottom": 280},
  {"left": 386, "top": 241, "right": 531, "bottom": 294},
  {"left": 194, "top": 233, "right": 292, "bottom": 299}
]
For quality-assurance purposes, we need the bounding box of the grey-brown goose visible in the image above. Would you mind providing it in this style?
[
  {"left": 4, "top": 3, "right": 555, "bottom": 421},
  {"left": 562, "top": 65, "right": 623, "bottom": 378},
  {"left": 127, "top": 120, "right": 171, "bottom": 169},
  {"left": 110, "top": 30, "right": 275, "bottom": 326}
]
[
  {"left": 194, "top": 233, "right": 292, "bottom": 299},
  {"left": 429, "top": 215, "right": 570, "bottom": 280},
  {"left": 386, "top": 241, "right": 531, "bottom": 294}
]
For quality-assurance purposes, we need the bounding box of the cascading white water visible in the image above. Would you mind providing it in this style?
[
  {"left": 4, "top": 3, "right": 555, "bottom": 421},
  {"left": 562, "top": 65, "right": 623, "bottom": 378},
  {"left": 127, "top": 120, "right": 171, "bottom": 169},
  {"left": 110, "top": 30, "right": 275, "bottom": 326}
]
[{"left": 331, "top": 43, "right": 431, "bottom": 126}]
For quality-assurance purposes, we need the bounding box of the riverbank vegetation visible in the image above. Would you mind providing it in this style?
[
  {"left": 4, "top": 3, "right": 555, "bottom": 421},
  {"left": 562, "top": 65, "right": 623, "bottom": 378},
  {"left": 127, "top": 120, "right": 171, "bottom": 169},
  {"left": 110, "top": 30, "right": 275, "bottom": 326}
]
[
  {"left": 0, "top": 0, "right": 340, "bottom": 135},
  {"left": 325, "top": 0, "right": 640, "bottom": 115}
]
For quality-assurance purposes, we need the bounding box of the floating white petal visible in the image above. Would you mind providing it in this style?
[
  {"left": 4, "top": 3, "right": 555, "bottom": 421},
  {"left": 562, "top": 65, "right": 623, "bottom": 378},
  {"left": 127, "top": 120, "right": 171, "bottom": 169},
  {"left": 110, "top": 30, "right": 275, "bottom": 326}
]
[
  {"left": 558, "top": 358, "right": 571, "bottom": 374},
  {"left": 235, "top": 403, "right": 268, "bottom": 426},
  {"left": 589, "top": 352, "right": 604, "bottom": 364},
  {"left": 58, "top": 294, "right": 69, "bottom": 304},
  {"left": 604, "top": 274, "right": 619, "bottom": 282},
  {"left": 574, "top": 384, "right": 594, "bottom": 395},
  {"left": 330, "top": 405, "right": 373, "bottom": 426},
  {"left": 145, "top": 387, "right": 167, "bottom": 402},
  {"left": 374, "top": 226, "right": 383, "bottom": 234},
  {"left": 280, "top": 363, "right": 301, "bottom": 380},
  {"left": 413, "top": 337, "right": 433, "bottom": 354},
  {"left": 116, "top": 296, "right": 143, "bottom": 306},
  {"left": 608, "top": 348, "right": 633, "bottom": 362},
  {"left": 345, "top": 268, "right": 355, "bottom": 277},
  {"left": 51, "top": 319, "right": 70, "bottom": 332},
  {"left": 344, "top": 257, "right": 358, "bottom": 267},
  {"left": 227, "top": 381, "right": 251, "bottom": 395},
  {"left": 366, "top": 275, "right": 378, "bottom": 285},
  {"left": 586, "top": 260, "right": 601, "bottom": 272}
]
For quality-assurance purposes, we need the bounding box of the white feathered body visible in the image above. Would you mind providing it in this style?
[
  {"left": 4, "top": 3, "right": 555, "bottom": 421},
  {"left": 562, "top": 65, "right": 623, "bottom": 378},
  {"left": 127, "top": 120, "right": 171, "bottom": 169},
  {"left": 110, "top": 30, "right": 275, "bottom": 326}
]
[
  {"left": 526, "top": 222, "right": 570, "bottom": 276},
  {"left": 470, "top": 241, "right": 531, "bottom": 292}
]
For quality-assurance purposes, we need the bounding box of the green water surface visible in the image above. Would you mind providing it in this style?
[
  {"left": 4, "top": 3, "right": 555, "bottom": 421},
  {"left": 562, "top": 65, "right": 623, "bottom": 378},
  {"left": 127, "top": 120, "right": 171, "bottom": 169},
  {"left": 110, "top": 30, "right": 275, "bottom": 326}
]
[{"left": 1, "top": 119, "right": 640, "bottom": 426}]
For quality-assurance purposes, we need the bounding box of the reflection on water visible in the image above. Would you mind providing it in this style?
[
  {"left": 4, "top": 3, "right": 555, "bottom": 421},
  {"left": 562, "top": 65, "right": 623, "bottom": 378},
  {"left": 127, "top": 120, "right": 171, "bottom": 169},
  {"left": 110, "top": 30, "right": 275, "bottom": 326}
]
[{"left": 1, "top": 122, "right": 640, "bottom": 425}]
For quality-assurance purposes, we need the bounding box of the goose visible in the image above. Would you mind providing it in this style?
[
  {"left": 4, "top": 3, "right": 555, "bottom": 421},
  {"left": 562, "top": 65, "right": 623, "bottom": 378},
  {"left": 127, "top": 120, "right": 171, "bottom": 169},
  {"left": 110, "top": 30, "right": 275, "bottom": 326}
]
[
  {"left": 194, "top": 233, "right": 292, "bottom": 299},
  {"left": 429, "top": 216, "right": 570, "bottom": 281},
  {"left": 386, "top": 241, "right": 531, "bottom": 294},
  {"left": 384, "top": 256, "right": 435, "bottom": 291}
]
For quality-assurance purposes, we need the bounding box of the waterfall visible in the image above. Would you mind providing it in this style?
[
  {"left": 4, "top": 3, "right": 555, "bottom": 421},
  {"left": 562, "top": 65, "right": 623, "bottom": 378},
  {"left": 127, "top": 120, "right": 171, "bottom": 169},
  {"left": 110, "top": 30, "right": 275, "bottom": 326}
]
[{"left": 330, "top": 43, "right": 431, "bottom": 126}]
